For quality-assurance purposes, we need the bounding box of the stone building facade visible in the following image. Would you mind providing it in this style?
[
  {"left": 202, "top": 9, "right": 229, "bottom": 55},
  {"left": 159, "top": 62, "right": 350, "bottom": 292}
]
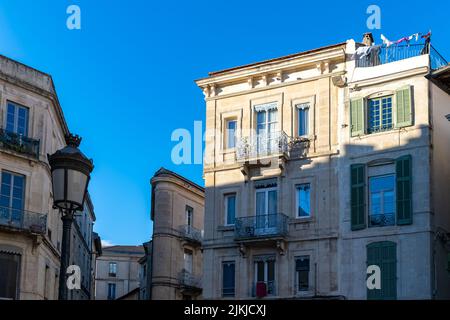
[
  {"left": 94, "top": 245, "right": 144, "bottom": 300},
  {"left": 149, "top": 168, "right": 205, "bottom": 300},
  {"left": 195, "top": 34, "right": 450, "bottom": 299},
  {"left": 0, "top": 54, "right": 76, "bottom": 300}
]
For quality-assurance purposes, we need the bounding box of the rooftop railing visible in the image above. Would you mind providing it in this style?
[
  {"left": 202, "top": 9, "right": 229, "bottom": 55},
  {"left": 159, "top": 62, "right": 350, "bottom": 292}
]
[
  {"left": 355, "top": 44, "right": 447, "bottom": 70},
  {"left": 235, "top": 213, "right": 288, "bottom": 241},
  {"left": 236, "top": 131, "right": 289, "bottom": 161},
  {"left": 0, "top": 206, "right": 47, "bottom": 234},
  {"left": 0, "top": 129, "right": 40, "bottom": 159}
]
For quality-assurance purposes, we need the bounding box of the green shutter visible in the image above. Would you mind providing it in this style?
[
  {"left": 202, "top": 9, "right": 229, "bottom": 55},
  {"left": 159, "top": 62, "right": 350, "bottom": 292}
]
[
  {"left": 396, "top": 155, "right": 412, "bottom": 225},
  {"left": 367, "top": 241, "right": 397, "bottom": 300},
  {"left": 395, "top": 86, "right": 413, "bottom": 128},
  {"left": 351, "top": 164, "right": 366, "bottom": 230},
  {"left": 350, "top": 98, "right": 364, "bottom": 136}
]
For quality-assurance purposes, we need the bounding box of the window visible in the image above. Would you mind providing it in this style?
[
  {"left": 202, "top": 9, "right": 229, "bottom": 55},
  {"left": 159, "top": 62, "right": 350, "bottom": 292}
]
[
  {"left": 0, "top": 252, "right": 21, "bottom": 299},
  {"left": 255, "top": 187, "right": 277, "bottom": 232},
  {"left": 367, "top": 241, "right": 397, "bottom": 300},
  {"left": 109, "top": 262, "right": 117, "bottom": 277},
  {"left": 256, "top": 105, "right": 278, "bottom": 152},
  {"left": 6, "top": 102, "right": 29, "bottom": 136},
  {"left": 225, "top": 119, "right": 237, "bottom": 149},
  {"left": 296, "top": 184, "right": 311, "bottom": 218},
  {"left": 222, "top": 262, "right": 235, "bottom": 297},
  {"left": 186, "top": 206, "right": 193, "bottom": 227},
  {"left": 224, "top": 194, "right": 236, "bottom": 226},
  {"left": 368, "top": 96, "right": 393, "bottom": 133},
  {"left": 254, "top": 258, "right": 275, "bottom": 296},
  {"left": 369, "top": 175, "right": 395, "bottom": 227},
  {"left": 0, "top": 171, "right": 25, "bottom": 225},
  {"left": 297, "top": 103, "right": 309, "bottom": 136},
  {"left": 183, "top": 249, "right": 193, "bottom": 274},
  {"left": 107, "top": 283, "right": 116, "bottom": 300},
  {"left": 295, "top": 256, "right": 310, "bottom": 292}
]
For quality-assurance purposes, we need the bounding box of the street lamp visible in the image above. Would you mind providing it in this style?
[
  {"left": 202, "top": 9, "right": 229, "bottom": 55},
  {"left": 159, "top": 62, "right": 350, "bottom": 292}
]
[{"left": 48, "top": 133, "right": 94, "bottom": 300}]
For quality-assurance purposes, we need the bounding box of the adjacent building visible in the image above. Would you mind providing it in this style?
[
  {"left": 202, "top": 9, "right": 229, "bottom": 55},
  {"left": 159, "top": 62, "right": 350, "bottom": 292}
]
[
  {"left": 195, "top": 33, "right": 450, "bottom": 299},
  {"left": 0, "top": 54, "right": 99, "bottom": 300},
  {"left": 94, "top": 245, "right": 144, "bottom": 300},
  {"left": 148, "top": 168, "right": 205, "bottom": 300}
]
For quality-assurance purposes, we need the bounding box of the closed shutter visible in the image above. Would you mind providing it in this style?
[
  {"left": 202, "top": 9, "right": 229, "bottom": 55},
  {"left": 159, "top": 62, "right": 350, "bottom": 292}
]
[
  {"left": 395, "top": 86, "right": 413, "bottom": 128},
  {"left": 351, "top": 164, "right": 366, "bottom": 230},
  {"left": 396, "top": 155, "right": 412, "bottom": 225},
  {"left": 0, "top": 252, "right": 20, "bottom": 299},
  {"left": 367, "top": 241, "right": 397, "bottom": 300},
  {"left": 350, "top": 98, "right": 364, "bottom": 136}
]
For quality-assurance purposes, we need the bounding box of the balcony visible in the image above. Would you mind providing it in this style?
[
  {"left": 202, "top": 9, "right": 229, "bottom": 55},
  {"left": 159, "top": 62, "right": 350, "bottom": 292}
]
[
  {"left": 179, "top": 225, "right": 203, "bottom": 245},
  {"left": 368, "top": 213, "right": 395, "bottom": 228},
  {"left": 178, "top": 269, "right": 202, "bottom": 294},
  {"left": 0, "top": 206, "right": 47, "bottom": 235},
  {"left": 0, "top": 129, "right": 40, "bottom": 159},
  {"left": 235, "top": 213, "right": 288, "bottom": 242},
  {"left": 236, "top": 131, "right": 289, "bottom": 162},
  {"left": 355, "top": 44, "right": 447, "bottom": 70}
]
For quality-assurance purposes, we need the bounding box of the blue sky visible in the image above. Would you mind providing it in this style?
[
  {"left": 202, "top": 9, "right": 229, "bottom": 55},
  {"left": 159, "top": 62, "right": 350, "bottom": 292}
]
[{"left": 0, "top": 0, "right": 449, "bottom": 246}]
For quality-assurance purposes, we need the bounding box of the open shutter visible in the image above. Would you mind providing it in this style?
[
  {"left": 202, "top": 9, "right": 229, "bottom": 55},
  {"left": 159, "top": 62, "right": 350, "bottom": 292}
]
[
  {"left": 395, "top": 86, "right": 413, "bottom": 128},
  {"left": 351, "top": 164, "right": 366, "bottom": 230},
  {"left": 396, "top": 155, "right": 412, "bottom": 225},
  {"left": 350, "top": 98, "right": 364, "bottom": 136}
]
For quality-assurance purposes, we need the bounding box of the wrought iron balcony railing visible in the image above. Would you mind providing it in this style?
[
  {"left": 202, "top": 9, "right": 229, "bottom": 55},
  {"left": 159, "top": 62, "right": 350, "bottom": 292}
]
[
  {"left": 368, "top": 213, "right": 395, "bottom": 228},
  {"left": 178, "top": 269, "right": 202, "bottom": 290},
  {"left": 0, "top": 206, "right": 47, "bottom": 234},
  {"left": 179, "top": 225, "right": 203, "bottom": 243},
  {"left": 235, "top": 213, "right": 288, "bottom": 241},
  {"left": 0, "top": 129, "right": 40, "bottom": 159},
  {"left": 236, "top": 131, "right": 289, "bottom": 161},
  {"left": 355, "top": 44, "right": 448, "bottom": 70}
]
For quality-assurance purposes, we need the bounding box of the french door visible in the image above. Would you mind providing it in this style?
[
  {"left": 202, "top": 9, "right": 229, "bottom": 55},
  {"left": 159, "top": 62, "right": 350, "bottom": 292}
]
[
  {"left": 256, "top": 109, "right": 277, "bottom": 154},
  {"left": 255, "top": 187, "right": 277, "bottom": 235}
]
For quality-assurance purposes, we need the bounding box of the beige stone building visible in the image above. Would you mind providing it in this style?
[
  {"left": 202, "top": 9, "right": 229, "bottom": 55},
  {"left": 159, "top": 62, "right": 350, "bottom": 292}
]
[
  {"left": 0, "top": 54, "right": 73, "bottom": 300},
  {"left": 149, "top": 168, "right": 205, "bottom": 300},
  {"left": 195, "top": 33, "right": 450, "bottom": 299},
  {"left": 94, "top": 245, "right": 144, "bottom": 300}
]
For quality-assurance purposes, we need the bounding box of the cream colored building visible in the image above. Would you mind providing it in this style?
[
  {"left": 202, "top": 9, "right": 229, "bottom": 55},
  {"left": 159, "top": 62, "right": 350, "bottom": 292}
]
[
  {"left": 149, "top": 168, "right": 205, "bottom": 300},
  {"left": 196, "top": 33, "right": 450, "bottom": 299},
  {"left": 94, "top": 245, "right": 144, "bottom": 300},
  {"left": 0, "top": 54, "right": 72, "bottom": 300}
]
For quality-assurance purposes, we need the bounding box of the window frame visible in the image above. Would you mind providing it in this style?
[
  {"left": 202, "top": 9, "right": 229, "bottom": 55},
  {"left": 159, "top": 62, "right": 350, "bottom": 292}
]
[
  {"left": 222, "top": 261, "right": 236, "bottom": 298},
  {"left": 295, "top": 256, "right": 310, "bottom": 293},
  {"left": 368, "top": 173, "right": 396, "bottom": 228},
  {"left": 296, "top": 103, "right": 310, "bottom": 137},
  {"left": 185, "top": 205, "right": 193, "bottom": 227},
  {"left": 295, "top": 183, "right": 311, "bottom": 218},
  {"left": 224, "top": 193, "right": 236, "bottom": 226},
  {"left": 225, "top": 118, "right": 238, "bottom": 150},
  {"left": 107, "top": 283, "right": 116, "bottom": 300},
  {"left": 0, "top": 170, "right": 26, "bottom": 212},
  {"left": 108, "top": 262, "right": 117, "bottom": 277},
  {"left": 5, "top": 101, "right": 30, "bottom": 137},
  {"left": 253, "top": 257, "right": 276, "bottom": 296},
  {"left": 367, "top": 95, "right": 394, "bottom": 134}
]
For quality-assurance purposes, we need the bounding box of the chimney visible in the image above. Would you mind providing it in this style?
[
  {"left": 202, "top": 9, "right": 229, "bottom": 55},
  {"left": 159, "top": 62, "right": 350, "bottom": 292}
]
[{"left": 362, "top": 32, "right": 374, "bottom": 46}]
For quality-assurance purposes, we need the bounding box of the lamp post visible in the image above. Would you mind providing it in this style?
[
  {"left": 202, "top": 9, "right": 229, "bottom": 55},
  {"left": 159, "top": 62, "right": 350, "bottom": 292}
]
[{"left": 48, "top": 133, "right": 94, "bottom": 300}]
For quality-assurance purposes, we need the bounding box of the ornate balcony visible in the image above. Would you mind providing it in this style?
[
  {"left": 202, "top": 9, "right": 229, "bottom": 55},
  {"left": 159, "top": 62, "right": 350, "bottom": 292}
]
[
  {"left": 178, "top": 269, "right": 202, "bottom": 294},
  {"left": 236, "top": 131, "right": 289, "bottom": 162},
  {"left": 0, "top": 129, "right": 40, "bottom": 159},
  {"left": 235, "top": 213, "right": 288, "bottom": 242},
  {"left": 179, "top": 225, "right": 203, "bottom": 245},
  {"left": 0, "top": 206, "right": 47, "bottom": 235}
]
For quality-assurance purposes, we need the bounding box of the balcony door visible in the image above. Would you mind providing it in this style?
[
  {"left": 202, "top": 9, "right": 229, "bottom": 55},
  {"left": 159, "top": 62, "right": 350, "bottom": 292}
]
[
  {"left": 255, "top": 187, "right": 277, "bottom": 235},
  {"left": 0, "top": 171, "right": 25, "bottom": 228},
  {"left": 0, "top": 252, "right": 21, "bottom": 299},
  {"left": 256, "top": 107, "right": 277, "bottom": 154},
  {"left": 254, "top": 259, "right": 275, "bottom": 296},
  {"left": 184, "top": 249, "right": 193, "bottom": 274}
]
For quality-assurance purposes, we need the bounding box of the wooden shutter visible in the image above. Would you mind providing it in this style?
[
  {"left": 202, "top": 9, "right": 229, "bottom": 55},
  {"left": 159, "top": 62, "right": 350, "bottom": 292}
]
[
  {"left": 350, "top": 98, "right": 364, "bottom": 136},
  {"left": 351, "top": 164, "right": 366, "bottom": 230},
  {"left": 396, "top": 155, "right": 412, "bottom": 225},
  {"left": 395, "top": 86, "right": 413, "bottom": 128},
  {"left": 367, "top": 241, "right": 397, "bottom": 300}
]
